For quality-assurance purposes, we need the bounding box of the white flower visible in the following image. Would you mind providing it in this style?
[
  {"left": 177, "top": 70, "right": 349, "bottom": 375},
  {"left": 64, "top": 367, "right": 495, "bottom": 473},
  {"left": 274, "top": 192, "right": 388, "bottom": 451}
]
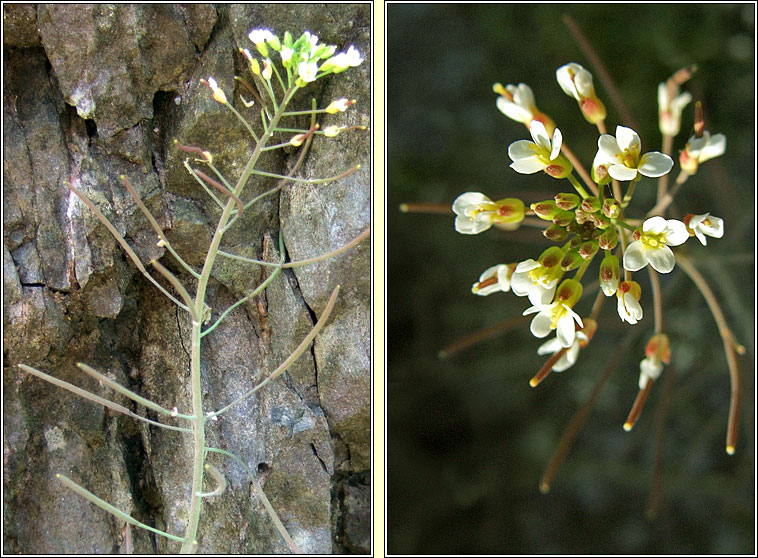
[
  {"left": 496, "top": 83, "right": 537, "bottom": 124},
  {"left": 658, "top": 82, "right": 691, "bottom": 136},
  {"left": 297, "top": 61, "right": 318, "bottom": 83},
  {"left": 686, "top": 213, "right": 724, "bottom": 246},
  {"left": 249, "top": 28, "right": 275, "bottom": 46},
  {"left": 537, "top": 331, "right": 588, "bottom": 372},
  {"left": 508, "top": 121, "right": 572, "bottom": 178},
  {"left": 555, "top": 62, "right": 606, "bottom": 123},
  {"left": 679, "top": 131, "right": 726, "bottom": 174},
  {"left": 593, "top": 126, "right": 673, "bottom": 182},
  {"left": 639, "top": 355, "right": 664, "bottom": 390},
  {"left": 639, "top": 333, "right": 670, "bottom": 389},
  {"left": 510, "top": 247, "right": 564, "bottom": 305},
  {"left": 205, "top": 77, "right": 227, "bottom": 104},
  {"left": 322, "top": 45, "right": 363, "bottom": 73},
  {"left": 471, "top": 264, "right": 516, "bottom": 296},
  {"left": 281, "top": 45, "right": 294, "bottom": 64},
  {"left": 523, "top": 279, "right": 583, "bottom": 348},
  {"left": 616, "top": 281, "right": 643, "bottom": 325},
  {"left": 623, "top": 216, "right": 689, "bottom": 274},
  {"left": 524, "top": 299, "right": 583, "bottom": 349},
  {"left": 452, "top": 192, "right": 524, "bottom": 235}
]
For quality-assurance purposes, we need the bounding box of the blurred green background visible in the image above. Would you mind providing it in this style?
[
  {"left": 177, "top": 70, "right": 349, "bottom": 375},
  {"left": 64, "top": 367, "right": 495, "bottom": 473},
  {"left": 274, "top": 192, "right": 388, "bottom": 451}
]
[{"left": 387, "top": 4, "right": 754, "bottom": 554}]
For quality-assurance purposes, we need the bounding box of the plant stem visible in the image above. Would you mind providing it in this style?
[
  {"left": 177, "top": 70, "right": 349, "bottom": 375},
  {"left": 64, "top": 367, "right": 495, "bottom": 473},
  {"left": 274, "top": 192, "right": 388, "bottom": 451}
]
[
  {"left": 676, "top": 254, "right": 742, "bottom": 455},
  {"left": 181, "top": 84, "right": 298, "bottom": 553},
  {"left": 566, "top": 172, "right": 590, "bottom": 199}
]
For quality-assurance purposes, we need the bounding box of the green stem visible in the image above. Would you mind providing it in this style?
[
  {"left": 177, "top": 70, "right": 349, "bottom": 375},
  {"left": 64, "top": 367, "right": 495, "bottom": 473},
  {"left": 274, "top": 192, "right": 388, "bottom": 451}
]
[
  {"left": 566, "top": 172, "right": 590, "bottom": 199},
  {"left": 180, "top": 84, "right": 299, "bottom": 553}
]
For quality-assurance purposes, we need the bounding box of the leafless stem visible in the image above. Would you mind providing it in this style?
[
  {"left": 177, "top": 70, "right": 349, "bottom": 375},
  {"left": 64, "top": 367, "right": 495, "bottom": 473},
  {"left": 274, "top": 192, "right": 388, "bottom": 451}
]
[{"left": 676, "top": 254, "right": 742, "bottom": 454}]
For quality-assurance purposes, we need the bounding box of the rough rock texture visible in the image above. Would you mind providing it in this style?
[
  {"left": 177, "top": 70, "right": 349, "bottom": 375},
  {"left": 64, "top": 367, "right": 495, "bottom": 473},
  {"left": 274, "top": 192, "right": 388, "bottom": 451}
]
[{"left": 3, "top": 4, "right": 370, "bottom": 554}]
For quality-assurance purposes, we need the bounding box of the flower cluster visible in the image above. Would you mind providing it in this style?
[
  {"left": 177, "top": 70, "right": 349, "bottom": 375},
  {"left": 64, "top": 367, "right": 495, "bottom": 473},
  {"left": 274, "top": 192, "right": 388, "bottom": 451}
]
[
  {"left": 246, "top": 29, "right": 363, "bottom": 86},
  {"left": 448, "top": 61, "right": 727, "bottom": 436}
]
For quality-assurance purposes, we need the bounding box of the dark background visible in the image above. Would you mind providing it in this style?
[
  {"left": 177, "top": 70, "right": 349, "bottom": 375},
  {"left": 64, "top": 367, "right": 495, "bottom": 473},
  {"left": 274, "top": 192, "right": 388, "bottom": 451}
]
[{"left": 387, "top": 4, "right": 754, "bottom": 554}]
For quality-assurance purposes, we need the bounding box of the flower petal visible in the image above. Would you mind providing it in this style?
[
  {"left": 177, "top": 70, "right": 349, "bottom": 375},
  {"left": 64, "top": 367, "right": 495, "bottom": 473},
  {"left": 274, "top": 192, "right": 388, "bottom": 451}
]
[
  {"left": 530, "top": 311, "right": 553, "bottom": 339},
  {"left": 528, "top": 283, "right": 556, "bottom": 306},
  {"left": 455, "top": 214, "right": 491, "bottom": 235},
  {"left": 508, "top": 139, "right": 538, "bottom": 161},
  {"left": 529, "top": 120, "right": 551, "bottom": 151},
  {"left": 550, "top": 128, "right": 563, "bottom": 160},
  {"left": 615, "top": 126, "right": 641, "bottom": 152},
  {"left": 646, "top": 244, "right": 676, "bottom": 273},
  {"left": 622, "top": 241, "right": 648, "bottom": 272},
  {"left": 556, "top": 312, "right": 577, "bottom": 348},
  {"left": 497, "top": 97, "right": 531, "bottom": 124},
  {"left": 608, "top": 164, "right": 639, "bottom": 181},
  {"left": 598, "top": 134, "right": 621, "bottom": 159},
  {"left": 452, "top": 192, "right": 489, "bottom": 216},
  {"left": 537, "top": 337, "right": 563, "bottom": 356},
  {"left": 643, "top": 216, "right": 668, "bottom": 234},
  {"left": 638, "top": 152, "right": 674, "bottom": 177},
  {"left": 510, "top": 157, "right": 546, "bottom": 174},
  {"left": 699, "top": 133, "right": 726, "bottom": 162},
  {"left": 663, "top": 219, "right": 689, "bottom": 246}
]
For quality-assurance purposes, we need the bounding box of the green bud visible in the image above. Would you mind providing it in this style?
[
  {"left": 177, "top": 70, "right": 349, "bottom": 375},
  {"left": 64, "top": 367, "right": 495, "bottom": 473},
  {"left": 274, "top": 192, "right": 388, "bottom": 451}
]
[
  {"left": 555, "top": 278, "right": 583, "bottom": 306},
  {"left": 560, "top": 249, "right": 583, "bottom": 271},
  {"left": 581, "top": 196, "right": 602, "bottom": 213},
  {"left": 554, "top": 192, "right": 580, "bottom": 210},
  {"left": 538, "top": 246, "right": 565, "bottom": 269},
  {"left": 579, "top": 240, "right": 599, "bottom": 260},
  {"left": 530, "top": 200, "right": 560, "bottom": 220},
  {"left": 543, "top": 224, "right": 569, "bottom": 242},
  {"left": 598, "top": 227, "right": 618, "bottom": 250},
  {"left": 591, "top": 214, "right": 611, "bottom": 229},
  {"left": 552, "top": 209, "right": 575, "bottom": 227},
  {"left": 599, "top": 254, "right": 620, "bottom": 296},
  {"left": 602, "top": 198, "right": 621, "bottom": 219}
]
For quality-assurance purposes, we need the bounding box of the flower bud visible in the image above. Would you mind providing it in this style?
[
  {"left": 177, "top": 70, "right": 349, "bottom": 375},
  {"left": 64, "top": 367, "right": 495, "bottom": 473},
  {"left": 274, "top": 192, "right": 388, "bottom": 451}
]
[
  {"left": 591, "top": 213, "right": 611, "bottom": 230},
  {"left": 552, "top": 209, "right": 575, "bottom": 228},
  {"left": 493, "top": 198, "right": 526, "bottom": 224},
  {"left": 619, "top": 280, "right": 642, "bottom": 301},
  {"left": 560, "top": 249, "right": 583, "bottom": 271},
  {"left": 325, "top": 98, "right": 354, "bottom": 114},
  {"left": 323, "top": 125, "right": 340, "bottom": 137},
  {"left": 544, "top": 155, "right": 573, "bottom": 179},
  {"left": 602, "top": 198, "right": 621, "bottom": 219},
  {"left": 530, "top": 200, "right": 560, "bottom": 220},
  {"left": 554, "top": 192, "right": 580, "bottom": 210},
  {"left": 262, "top": 59, "right": 273, "bottom": 81},
  {"left": 574, "top": 208, "right": 590, "bottom": 225},
  {"left": 599, "top": 254, "right": 620, "bottom": 296},
  {"left": 543, "top": 224, "right": 569, "bottom": 242},
  {"left": 597, "top": 227, "right": 618, "bottom": 250},
  {"left": 592, "top": 163, "right": 611, "bottom": 186},
  {"left": 555, "top": 278, "right": 583, "bottom": 307},
  {"left": 579, "top": 240, "right": 598, "bottom": 260},
  {"left": 539, "top": 246, "right": 565, "bottom": 270},
  {"left": 645, "top": 332, "right": 671, "bottom": 364},
  {"left": 580, "top": 196, "right": 602, "bottom": 214}
]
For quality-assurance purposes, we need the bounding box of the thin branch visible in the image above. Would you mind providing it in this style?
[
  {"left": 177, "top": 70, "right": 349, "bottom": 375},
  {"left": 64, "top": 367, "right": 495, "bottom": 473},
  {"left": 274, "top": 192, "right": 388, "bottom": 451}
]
[
  {"left": 438, "top": 315, "right": 530, "bottom": 359},
  {"left": 18, "top": 364, "right": 192, "bottom": 433},
  {"left": 217, "top": 228, "right": 369, "bottom": 268},
  {"left": 150, "top": 259, "right": 199, "bottom": 323},
  {"left": 207, "top": 285, "right": 340, "bottom": 419},
  {"left": 56, "top": 474, "right": 184, "bottom": 542},
  {"left": 119, "top": 175, "right": 200, "bottom": 279},
  {"left": 539, "top": 334, "right": 631, "bottom": 493},
  {"left": 563, "top": 15, "right": 638, "bottom": 130},
  {"left": 676, "top": 254, "right": 742, "bottom": 454},
  {"left": 66, "top": 183, "right": 190, "bottom": 313},
  {"left": 77, "top": 362, "right": 194, "bottom": 420}
]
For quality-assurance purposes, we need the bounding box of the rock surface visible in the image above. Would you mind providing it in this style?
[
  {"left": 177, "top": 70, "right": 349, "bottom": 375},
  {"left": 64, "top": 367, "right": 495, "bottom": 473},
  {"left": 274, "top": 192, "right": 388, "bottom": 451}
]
[{"left": 3, "top": 4, "right": 370, "bottom": 554}]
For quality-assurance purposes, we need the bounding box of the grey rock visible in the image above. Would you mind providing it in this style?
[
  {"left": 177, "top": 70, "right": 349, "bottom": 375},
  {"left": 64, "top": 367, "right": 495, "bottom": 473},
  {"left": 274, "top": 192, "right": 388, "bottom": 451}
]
[{"left": 4, "top": 4, "right": 370, "bottom": 554}]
